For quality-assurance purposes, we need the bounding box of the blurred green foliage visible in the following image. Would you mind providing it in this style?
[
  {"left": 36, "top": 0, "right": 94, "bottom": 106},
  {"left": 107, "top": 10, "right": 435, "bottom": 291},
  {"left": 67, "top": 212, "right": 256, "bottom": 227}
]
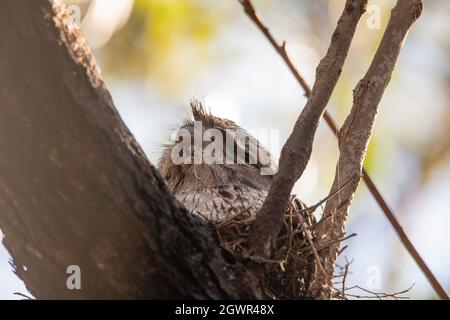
[{"left": 100, "top": 0, "right": 225, "bottom": 93}]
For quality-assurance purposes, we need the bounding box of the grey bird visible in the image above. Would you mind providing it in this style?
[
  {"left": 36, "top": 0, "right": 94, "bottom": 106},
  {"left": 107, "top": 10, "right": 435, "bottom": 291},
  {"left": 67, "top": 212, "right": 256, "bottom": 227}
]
[{"left": 158, "top": 101, "right": 277, "bottom": 222}]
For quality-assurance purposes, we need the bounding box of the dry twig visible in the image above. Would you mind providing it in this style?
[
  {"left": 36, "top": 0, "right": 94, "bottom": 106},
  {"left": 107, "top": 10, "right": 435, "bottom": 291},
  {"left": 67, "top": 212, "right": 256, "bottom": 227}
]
[
  {"left": 340, "top": 284, "right": 415, "bottom": 300},
  {"left": 333, "top": 260, "right": 414, "bottom": 300}
]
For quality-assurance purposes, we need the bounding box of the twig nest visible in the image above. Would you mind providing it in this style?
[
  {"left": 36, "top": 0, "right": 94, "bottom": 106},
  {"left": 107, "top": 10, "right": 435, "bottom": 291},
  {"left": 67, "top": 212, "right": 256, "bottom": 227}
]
[{"left": 215, "top": 196, "right": 319, "bottom": 299}]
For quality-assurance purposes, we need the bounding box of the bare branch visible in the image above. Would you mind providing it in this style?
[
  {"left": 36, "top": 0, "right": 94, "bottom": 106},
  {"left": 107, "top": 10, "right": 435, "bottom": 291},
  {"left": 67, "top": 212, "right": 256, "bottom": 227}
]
[
  {"left": 238, "top": 0, "right": 448, "bottom": 301},
  {"left": 246, "top": 0, "right": 368, "bottom": 257},
  {"left": 339, "top": 284, "right": 415, "bottom": 300},
  {"left": 311, "top": 0, "right": 441, "bottom": 299},
  {"left": 237, "top": 0, "right": 312, "bottom": 100},
  {"left": 297, "top": 213, "right": 326, "bottom": 278},
  {"left": 333, "top": 260, "right": 414, "bottom": 300}
]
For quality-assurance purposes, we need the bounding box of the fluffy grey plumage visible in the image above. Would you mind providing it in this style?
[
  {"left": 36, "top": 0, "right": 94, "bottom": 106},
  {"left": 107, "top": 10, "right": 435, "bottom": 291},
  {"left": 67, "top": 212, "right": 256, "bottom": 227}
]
[{"left": 158, "top": 101, "right": 277, "bottom": 222}]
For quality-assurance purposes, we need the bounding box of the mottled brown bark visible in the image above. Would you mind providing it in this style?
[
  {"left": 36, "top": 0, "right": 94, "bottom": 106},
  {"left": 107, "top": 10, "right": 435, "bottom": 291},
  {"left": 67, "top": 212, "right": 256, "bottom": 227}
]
[
  {"left": 248, "top": 0, "right": 368, "bottom": 257},
  {"left": 312, "top": 0, "right": 425, "bottom": 299},
  {"left": 0, "top": 0, "right": 262, "bottom": 299}
]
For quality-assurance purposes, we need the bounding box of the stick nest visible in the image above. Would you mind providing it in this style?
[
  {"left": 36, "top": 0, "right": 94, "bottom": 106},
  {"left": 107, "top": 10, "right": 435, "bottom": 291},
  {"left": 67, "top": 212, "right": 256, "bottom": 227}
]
[{"left": 214, "top": 196, "right": 321, "bottom": 299}]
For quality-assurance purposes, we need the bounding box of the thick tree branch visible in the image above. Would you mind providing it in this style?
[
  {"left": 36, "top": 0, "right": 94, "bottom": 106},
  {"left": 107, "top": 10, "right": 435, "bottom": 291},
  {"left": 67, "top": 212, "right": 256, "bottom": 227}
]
[
  {"left": 247, "top": 0, "right": 368, "bottom": 257},
  {"left": 238, "top": 0, "right": 448, "bottom": 300},
  {"left": 0, "top": 0, "right": 262, "bottom": 299},
  {"left": 311, "top": 0, "right": 442, "bottom": 299}
]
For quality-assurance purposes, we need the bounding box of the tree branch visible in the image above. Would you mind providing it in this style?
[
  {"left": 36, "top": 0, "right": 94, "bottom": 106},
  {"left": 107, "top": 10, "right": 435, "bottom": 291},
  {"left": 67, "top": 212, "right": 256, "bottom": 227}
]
[
  {"left": 310, "top": 0, "right": 443, "bottom": 300},
  {"left": 247, "top": 0, "right": 368, "bottom": 257},
  {"left": 238, "top": 0, "right": 448, "bottom": 301}
]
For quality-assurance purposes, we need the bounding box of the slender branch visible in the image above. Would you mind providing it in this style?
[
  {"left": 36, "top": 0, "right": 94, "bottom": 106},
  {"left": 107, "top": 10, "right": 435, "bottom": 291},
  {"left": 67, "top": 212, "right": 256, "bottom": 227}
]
[
  {"left": 245, "top": 0, "right": 368, "bottom": 257},
  {"left": 299, "top": 174, "right": 357, "bottom": 214},
  {"left": 339, "top": 284, "right": 415, "bottom": 300},
  {"left": 341, "top": 258, "right": 350, "bottom": 299},
  {"left": 297, "top": 213, "right": 326, "bottom": 278},
  {"left": 311, "top": 0, "right": 440, "bottom": 299},
  {"left": 238, "top": 0, "right": 448, "bottom": 300},
  {"left": 333, "top": 260, "right": 414, "bottom": 300},
  {"left": 360, "top": 171, "right": 450, "bottom": 299},
  {"left": 238, "top": 0, "right": 312, "bottom": 101}
]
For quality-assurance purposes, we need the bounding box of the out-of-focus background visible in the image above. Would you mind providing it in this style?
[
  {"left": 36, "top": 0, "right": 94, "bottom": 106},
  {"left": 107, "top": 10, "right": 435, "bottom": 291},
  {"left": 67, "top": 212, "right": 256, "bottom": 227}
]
[{"left": 1, "top": 0, "right": 449, "bottom": 299}]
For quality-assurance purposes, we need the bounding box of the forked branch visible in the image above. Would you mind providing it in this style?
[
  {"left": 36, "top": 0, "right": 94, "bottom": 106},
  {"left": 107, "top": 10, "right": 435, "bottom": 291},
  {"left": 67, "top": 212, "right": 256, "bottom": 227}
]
[
  {"left": 238, "top": 0, "right": 448, "bottom": 300},
  {"left": 311, "top": 0, "right": 440, "bottom": 299},
  {"left": 247, "top": 0, "right": 368, "bottom": 257}
]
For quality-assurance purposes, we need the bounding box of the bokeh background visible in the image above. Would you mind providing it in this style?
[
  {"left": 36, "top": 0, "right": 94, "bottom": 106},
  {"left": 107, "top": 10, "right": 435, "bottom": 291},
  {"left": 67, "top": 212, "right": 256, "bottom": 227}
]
[{"left": 1, "top": 0, "right": 449, "bottom": 299}]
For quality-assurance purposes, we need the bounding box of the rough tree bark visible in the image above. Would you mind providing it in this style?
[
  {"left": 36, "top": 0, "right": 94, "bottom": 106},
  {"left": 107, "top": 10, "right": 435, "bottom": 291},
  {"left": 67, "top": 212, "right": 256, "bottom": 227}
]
[
  {"left": 0, "top": 0, "right": 262, "bottom": 299},
  {"left": 312, "top": 0, "right": 425, "bottom": 299}
]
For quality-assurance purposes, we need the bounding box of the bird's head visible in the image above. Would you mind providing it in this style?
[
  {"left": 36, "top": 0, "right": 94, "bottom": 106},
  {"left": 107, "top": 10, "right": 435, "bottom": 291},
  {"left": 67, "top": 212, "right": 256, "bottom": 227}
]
[{"left": 158, "top": 100, "right": 277, "bottom": 195}]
